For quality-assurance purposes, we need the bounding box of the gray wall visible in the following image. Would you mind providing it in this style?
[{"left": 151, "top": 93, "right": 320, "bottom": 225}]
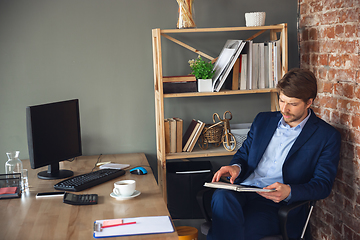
[{"left": 0, "top": 0, "right": 298, "bottom": 178}]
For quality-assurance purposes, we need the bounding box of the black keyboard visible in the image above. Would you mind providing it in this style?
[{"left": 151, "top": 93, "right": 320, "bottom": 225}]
[{"left": 54, "top": 169, "right": 126, "bottom": 192}]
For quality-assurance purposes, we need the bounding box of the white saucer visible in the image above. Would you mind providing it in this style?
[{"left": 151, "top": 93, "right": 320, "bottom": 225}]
[{"left": 110, "top": 190, "right": 141, "bottom": 200}]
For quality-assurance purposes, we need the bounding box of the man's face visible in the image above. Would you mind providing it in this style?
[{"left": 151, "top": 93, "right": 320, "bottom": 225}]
[{"left": 278, "top": 92, "right": 313, "bottom": 128}]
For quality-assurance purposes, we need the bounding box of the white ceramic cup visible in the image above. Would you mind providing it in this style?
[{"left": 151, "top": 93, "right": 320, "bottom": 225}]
[{"left": 113, "top": 180, "right": 136, "bottom": 196}]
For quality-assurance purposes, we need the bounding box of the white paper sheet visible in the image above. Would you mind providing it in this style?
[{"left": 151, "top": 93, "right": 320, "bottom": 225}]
[
  {"left": 99, "top": 163, "right": 130, "bottom": 170},
  {"left": 93, "top": 216, "right": 174, "bottom": 238}
]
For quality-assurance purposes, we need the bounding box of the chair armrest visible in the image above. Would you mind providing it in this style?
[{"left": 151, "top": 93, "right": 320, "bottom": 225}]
[
  {"left": 196, "top": 188, "right": 215, "bottom": 223},
  {"left": 278, "top": 200, "right": 316, "bottom": 240}
]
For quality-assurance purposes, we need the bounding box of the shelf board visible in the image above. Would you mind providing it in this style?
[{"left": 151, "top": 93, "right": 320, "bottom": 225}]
[
  {"left": 163, "top": 88, "right": 277, "bottom": 98},
  {"left": 166, "top": 146, "right": 236, "bottom": 160},
  {"left": 160, "top": 24, "right": 285, "bottom": 34}
]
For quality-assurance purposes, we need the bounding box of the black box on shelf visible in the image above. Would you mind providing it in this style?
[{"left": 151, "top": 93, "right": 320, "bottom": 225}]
[
  {"left": 163, "top": 75, "right": 197, "bottom": 94},
  {"left": 166, "top": 160, "right": 213, "bottom": 219},
  {"left": 163, "top": 82, "right": 197, "bottom": 94}
]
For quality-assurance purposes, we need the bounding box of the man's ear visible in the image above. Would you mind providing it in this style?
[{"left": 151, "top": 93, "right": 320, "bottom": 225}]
[{"left": 306, "top": 98, "right": 313, "bottom": 108}]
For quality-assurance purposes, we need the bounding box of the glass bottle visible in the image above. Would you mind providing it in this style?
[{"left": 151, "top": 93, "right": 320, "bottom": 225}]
[{"left": 5, "top": 151, "right": 24, "bottom": 189}]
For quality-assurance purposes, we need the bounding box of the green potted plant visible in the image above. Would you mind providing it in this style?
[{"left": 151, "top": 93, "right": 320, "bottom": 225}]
[{"left": 188, "top": 55, "right": 215, "bottom": 92}]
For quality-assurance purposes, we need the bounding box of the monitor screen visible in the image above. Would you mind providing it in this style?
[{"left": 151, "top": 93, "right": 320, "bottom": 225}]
[{"left": 26, "top": 99, "right": 82, "bottom": 179}]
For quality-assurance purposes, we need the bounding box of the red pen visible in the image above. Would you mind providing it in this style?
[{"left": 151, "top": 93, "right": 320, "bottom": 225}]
[{"left": 101, "top": 221, "right": 136, "bottom": 229}]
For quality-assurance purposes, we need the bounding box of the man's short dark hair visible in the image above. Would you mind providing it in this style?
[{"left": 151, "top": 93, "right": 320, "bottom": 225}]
[{"left": 277, "top": 68, "right": 317, "bottom": 102}]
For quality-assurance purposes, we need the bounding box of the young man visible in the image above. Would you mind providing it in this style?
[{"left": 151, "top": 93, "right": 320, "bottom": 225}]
[{"left": 208, "top": 68, "right": 341, "bottom": 240}]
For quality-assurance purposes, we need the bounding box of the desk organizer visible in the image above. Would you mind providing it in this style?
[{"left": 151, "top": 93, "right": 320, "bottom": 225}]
[{"left": 0, "top": 173, "right": 21, "bottom": 199}]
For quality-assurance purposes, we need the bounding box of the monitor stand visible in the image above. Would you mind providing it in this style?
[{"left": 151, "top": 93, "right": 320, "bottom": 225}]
[{"left": 37, "top": 163, "right": 74, "bottom": 180}]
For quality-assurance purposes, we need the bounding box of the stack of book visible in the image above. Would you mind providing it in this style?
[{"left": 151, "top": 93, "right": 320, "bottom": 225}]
[
  {"left": 236, "top": 39, "right": 282, "bottom": 90},
  {"left": 164, "top": 118, "right": 183, "bottom": 153},
  {"left": 164, "top": 118, "right": 205, "bottom": 153},
  {"left": 163, "top": 75, "right": 197, "bottom": 94},
  {"left": 210, "top": 38, "right": 282, "bottom": 92}
]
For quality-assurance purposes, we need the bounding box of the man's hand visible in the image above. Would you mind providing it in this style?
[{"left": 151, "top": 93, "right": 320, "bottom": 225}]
[
  {"left": 257, "top": 182, "right": 291, "bottom": 203},
  {"left": 212, "top": 165, "right": 240, "bottom": 184}
]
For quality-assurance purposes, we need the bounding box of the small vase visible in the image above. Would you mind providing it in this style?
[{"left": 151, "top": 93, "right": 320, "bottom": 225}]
[
  {"left": 198, "top": 79, "right": 213, "bottom": 92},
  {"left": 5, "top": 151, "right": 24, "bottom": 190},
  {"left": 176, "top": 0, "right": 195, "bottom": 29}
]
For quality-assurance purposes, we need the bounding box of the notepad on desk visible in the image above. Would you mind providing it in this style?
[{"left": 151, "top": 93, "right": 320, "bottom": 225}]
[
  {"left": 98, "top": 163, "right": 130, "bottom": 170},
  {"left": 93, "top": 216, "right": 174, "bottom": 238}
]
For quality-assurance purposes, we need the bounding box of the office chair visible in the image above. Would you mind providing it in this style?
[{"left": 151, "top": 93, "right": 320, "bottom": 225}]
[{"left": 196, "top": 188, "right": 316, "bottom": 240}]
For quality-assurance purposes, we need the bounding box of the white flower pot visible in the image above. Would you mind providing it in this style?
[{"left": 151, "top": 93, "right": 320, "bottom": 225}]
[
  {"left": 245, "top": 12, "right": 266, "bottom": 27},
  {"left": 198, "top": 79, "right": 213, "bottom": 92}
]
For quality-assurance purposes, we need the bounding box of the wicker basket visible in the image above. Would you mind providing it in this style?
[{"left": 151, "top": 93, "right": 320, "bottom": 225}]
[{"left": 202, "top": 124, "right": 223, "bottom": 144}]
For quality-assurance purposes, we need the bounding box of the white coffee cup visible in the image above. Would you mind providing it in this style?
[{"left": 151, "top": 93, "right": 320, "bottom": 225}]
[{"left": 113, "top": 180, "right": 136, "bottom": 196}]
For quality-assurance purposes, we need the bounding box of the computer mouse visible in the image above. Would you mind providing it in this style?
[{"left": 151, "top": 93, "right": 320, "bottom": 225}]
[{"left": 130, "top": 167, "right": 148, "bottom": 175}]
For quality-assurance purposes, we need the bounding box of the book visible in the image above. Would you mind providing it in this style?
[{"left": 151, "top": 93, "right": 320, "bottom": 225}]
[
  {"left": 251, "top": 43, "right": 259, "bottom": 90},
  {"left": 268, "top": 41, "right": 275, "bottom": 88},
  {"left": 204, "top": 182, "right": 276, "bottom": 192},
  {"left": 186, "top": 120, "right": 205, "bottom": 152},
  {"left": 267, "top": 40, "right": 277, "bottom": 89},
  {"left": 237, "top": 55, "right": 242, "bottom": 89},
  {"left": 232, "top": 57, "right": 240, "bottom": 90},
  {"left": 0, "top": 186, "right": 20, "bottom": 199},
  {"left": 264, "top": 42, "right": 270, "bottom": 88},
  {"left": 168, "top": 118, "right": 177, "bottom": 153},
  {"left": 164, "top": 119, "right": 170, "bottom": 154},
  {"left": 162, "top": 75, "right": 196, "bottom": 83},
  {"left": 173, "top": 117, "right": 183, "bottom": 153},
  {"left": 212, "top": 40, "right": 246, "bottom": 92},
  {"left": 258, "top": 42, "right": 266, "bottom": 89},
  {"left": 240, "top": 41, "right": 253, "bottom": 90},
  {"left": 239, "top": 54, "right": 248, "bottom": 90},
  {"left": 274, "top": 39, "right": 282, "bottom": 86},
  {"left": 182, "top": 119, "right": 198, "bottom": 151}
]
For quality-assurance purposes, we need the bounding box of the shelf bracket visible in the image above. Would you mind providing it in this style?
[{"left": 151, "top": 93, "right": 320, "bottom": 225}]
[
  {"left": 246, "top": 29, "right": 267, "bottom": 41},
  {"left": 161, "top": 33, "right": 214, "bottom": 61}
]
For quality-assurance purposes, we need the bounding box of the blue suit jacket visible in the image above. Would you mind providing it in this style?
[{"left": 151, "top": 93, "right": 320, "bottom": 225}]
[{"left": 230, "top": 109, "right": 341, "bottom": 204}]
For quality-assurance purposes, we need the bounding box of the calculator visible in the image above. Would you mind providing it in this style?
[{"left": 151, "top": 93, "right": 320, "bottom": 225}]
[{"left": 63, "top": 192, "right": 98, "bottom": 205}]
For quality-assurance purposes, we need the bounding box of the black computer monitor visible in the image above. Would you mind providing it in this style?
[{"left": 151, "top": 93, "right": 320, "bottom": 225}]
[{"left": 26, "top": 99, "right": 82, "bottom": 180}]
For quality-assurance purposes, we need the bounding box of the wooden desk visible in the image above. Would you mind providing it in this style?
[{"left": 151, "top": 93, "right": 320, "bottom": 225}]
[{"left": 0, "top": 153, "right": 178, "bottom": 240}]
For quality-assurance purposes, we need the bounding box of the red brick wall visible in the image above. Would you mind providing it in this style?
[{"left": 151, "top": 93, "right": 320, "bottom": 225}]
[{"left": 298, "top": 0, "right": 359, "bottom": 239}]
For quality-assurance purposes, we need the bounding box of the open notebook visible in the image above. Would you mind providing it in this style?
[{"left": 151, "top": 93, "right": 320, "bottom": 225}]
[{"left": 204, "top": 182, "right": 275, "bottom": 192}]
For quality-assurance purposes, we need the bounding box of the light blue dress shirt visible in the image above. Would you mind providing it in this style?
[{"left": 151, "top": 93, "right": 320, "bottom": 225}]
[{"left": 236, "top": 110, "right": 311, "bottom": 200}]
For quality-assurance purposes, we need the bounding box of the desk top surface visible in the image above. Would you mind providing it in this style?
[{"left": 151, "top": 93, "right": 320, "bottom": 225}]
[{"left": 0, "top": 153, "right": 178, "bottom": 240}]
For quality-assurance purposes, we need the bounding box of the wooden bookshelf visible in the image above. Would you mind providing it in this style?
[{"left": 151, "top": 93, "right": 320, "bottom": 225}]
[{"left": 152, "top": 24, "right": 288, "bottom": 202}]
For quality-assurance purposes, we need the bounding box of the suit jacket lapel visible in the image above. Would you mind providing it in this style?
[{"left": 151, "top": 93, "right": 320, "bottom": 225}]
[
  {"left": 285, "top": 109, "right": 319, "bottom": 161},
  {"left": 254, "top": 113, "right": 281, "bottom": 163}
]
